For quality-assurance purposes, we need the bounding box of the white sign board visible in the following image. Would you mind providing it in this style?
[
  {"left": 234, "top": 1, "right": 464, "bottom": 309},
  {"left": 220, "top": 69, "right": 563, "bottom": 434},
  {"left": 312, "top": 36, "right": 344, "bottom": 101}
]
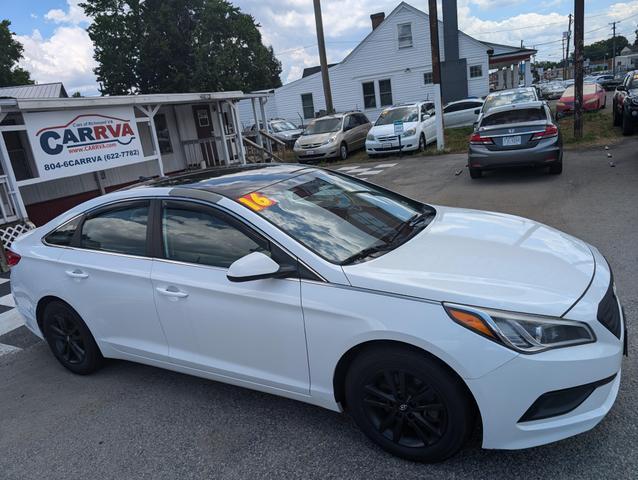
[
  {"left": 393, "top": 120, "right": 404, "bottom": 135},
  {"left": 23, "top": 106, "right": 145, "bottom": 182}
]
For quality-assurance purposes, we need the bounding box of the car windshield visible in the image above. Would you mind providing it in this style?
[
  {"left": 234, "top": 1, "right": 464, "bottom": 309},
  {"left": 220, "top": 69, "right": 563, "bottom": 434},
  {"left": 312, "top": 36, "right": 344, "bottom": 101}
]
[
  {"left": 482, "top": 107, "right": 546, "bottom": 127},
  {"left": 375, "top": 107, "right": 419, "bottom": 125},
  {"left": 271, "top": 120, "right": 297, "bottom": 133},
  {"left": 483, "top": 91, "right": 537, "bottom": 113},
  {"left": 303, "top": 118, "right": 342, "bottom": 135},
  {"left": 238, "top": 169, "right": 434, "bottom": 264}
]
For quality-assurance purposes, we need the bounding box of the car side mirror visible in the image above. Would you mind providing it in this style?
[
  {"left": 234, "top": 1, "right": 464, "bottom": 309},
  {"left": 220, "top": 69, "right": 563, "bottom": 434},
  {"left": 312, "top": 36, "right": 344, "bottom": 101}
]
[
  {"left": 473, "top": 122, "right": 478, "bottom": 130},
  {"left": 474, "top": 109, "right": 480, "bottom": 114},
  {"left": 227, "top": 252, "right": 294, "bottom": 282}
]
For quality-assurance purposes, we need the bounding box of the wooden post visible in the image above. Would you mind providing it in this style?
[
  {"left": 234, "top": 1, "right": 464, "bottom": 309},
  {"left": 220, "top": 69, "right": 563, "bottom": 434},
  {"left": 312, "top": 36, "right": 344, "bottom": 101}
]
[
  {"left": 313, "top": 0, "right": 334, "bottom": 114},
  {"left": 573, "top": 0, "right": 584, "bottom": 139},
  {"left": 428, "top": 0, "right": 445, "bottom": 150}
]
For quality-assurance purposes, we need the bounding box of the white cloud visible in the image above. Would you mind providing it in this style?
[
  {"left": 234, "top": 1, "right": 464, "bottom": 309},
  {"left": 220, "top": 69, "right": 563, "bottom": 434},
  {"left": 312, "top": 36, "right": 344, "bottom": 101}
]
[
  {"left": 17, "top": 26, "right": 97, "bottom": 94},
  {"left": 44, "top": 0, "right": 90, "bottom": 25}
]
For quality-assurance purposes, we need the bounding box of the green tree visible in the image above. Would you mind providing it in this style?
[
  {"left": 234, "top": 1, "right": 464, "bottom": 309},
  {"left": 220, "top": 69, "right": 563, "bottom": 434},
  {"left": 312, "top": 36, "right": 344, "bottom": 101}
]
[
  {"left": 582, "top": 36, "right": 629, "bottom": 60},
  {"left": 81, "top": 0, "right": 282, "bottom": 95},
  {"left": 0, "top": 19, "right": 33, "bottom": 87}
]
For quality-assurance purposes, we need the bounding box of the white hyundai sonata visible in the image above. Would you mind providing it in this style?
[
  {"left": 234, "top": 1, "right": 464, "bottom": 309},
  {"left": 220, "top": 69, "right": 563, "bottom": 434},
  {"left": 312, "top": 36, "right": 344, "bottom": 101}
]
[{"left": 9, "top": 164, "right": 625, "bottom": 462}]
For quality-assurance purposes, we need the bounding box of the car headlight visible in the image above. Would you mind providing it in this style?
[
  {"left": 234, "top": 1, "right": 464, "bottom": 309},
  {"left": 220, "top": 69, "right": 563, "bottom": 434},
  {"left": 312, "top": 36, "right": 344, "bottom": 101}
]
[
  {"left": 402, "top": 128, "right": 416, "bottom": 138},
  {"left": 322, "top": 136, "right": 336, "bottom": 146},
  {"left": 444, "top": 304, "right": 595, "bottom": 353},
  {"left": 585, "top": 97, "right": 599, "bottom": 104},
  {"left": 367, "top": 133, "right": 375, "bottom": 141}
]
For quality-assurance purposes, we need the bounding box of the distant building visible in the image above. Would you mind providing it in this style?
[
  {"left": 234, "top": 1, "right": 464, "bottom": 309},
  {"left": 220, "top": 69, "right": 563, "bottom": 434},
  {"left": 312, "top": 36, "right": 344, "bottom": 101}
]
[{"left": 239, "top": 1, "right": 535, "bottom": 127}]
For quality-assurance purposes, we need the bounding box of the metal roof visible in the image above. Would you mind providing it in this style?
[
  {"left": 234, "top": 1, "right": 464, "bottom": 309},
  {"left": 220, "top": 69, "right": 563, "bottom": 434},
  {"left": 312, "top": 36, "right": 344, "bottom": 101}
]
[{"left": 0, "top": 82, "right": 68, "bottom": 99}]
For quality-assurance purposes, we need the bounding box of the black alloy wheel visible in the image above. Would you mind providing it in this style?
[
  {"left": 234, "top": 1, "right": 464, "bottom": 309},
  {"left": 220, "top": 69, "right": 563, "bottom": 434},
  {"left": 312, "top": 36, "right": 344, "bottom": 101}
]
[
  {"left": 42, "top": 301, "right": 103, "bottom": 374},
  {"left": 419, "top": 134, "right": 426, "bottom": 152},
  {"left": 361, "top": 369, "right": 448, "bottom": 448},
  {"left": 345, "top": 347, "right": 475, "bottom": 462}
]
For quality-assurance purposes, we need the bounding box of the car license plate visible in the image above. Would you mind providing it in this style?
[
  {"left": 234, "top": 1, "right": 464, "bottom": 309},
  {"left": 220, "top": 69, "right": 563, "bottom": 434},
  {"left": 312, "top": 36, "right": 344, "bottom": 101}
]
[
  {"left": 382, "top": 143, "right": 394, "bottom": 149},
  {"left": 503, "top": 136, "right": 521, "bottom": 146},
  {"left": 306, "top": 150, "right": 315, "bottom": 155}
]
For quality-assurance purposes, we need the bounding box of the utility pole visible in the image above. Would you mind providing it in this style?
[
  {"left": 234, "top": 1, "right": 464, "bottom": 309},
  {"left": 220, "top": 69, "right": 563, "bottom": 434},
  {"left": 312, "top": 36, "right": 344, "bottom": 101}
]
[
  {"left": 428, "top": 0, "right": 444, "bottom": 150},
  {"left": 610, "top": 21, "right": 617, "bottom": 76},
  {"left": 574, "top": 0, "right": 584, "bottom": 139},
  {"left": 562, "top": 35, "right": 567, "bottom": 80},
  {"left": 565, "top": 14, "right": 573, "bottom": 79},
  {"left": 312, "top": 0, "right": 334, "bottom": 114}
]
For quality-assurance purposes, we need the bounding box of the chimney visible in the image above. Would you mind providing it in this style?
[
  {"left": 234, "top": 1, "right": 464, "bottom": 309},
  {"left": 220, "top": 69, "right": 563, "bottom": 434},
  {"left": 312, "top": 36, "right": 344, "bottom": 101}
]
[
  {"left": 442, "top": 0, "right": 460, "bottom": 62},
  {"left": 370, "top": 12, "right": 385, "bottom": 30}
]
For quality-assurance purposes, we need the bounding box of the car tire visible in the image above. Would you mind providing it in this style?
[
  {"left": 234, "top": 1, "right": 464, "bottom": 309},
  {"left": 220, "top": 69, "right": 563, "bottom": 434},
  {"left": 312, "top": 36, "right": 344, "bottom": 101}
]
[
  {"left": 345, "top": 346, "right": 475, "bottom": 463},
  {"left": 549, "top": 160, "right": 563, "bottom": 175},
  {"left": 469, "top": 167, "right": 482, "bottom": 179},
  {"left": 42, "top": 301, "right": 103, "bottom": 375},
  {"left": 339, "top": 142, "right": 349, "bottom": 161},
  {"left": 622, "top": 112, "right": 634, "bottom": 136},
  {"left": 613, "top": 102, "right": 622, "bottom": 126}
]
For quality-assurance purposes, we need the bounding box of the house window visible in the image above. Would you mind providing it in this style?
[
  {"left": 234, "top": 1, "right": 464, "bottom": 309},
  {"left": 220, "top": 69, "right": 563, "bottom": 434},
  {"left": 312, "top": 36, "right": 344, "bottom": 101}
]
[
  {"left": 154, "top": 114, "right": 173, "bottom": 154},
  {"left": 301, "top": 93, "right": 315, "bottom": 119},
  {"left": 398, "top": 23, "right": 413, "bottom": 49},
  {"left": 470, "top": 65, "right": 483, "bottom": 78},
  {"left": 379, "top": 79, "right": 393, "bottom": 106},
  {"left": 362, "top": 81, "right": 376, "bottom": 109},
  {"left": 423, "top": 72, "right": 433, "bottom": 85}
]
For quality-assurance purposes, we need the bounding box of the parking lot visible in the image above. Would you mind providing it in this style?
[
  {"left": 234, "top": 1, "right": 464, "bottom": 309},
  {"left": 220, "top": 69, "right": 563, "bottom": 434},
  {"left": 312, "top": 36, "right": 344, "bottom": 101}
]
[{"left": 1, "top": 140, "right": 637, "bottom": 480}]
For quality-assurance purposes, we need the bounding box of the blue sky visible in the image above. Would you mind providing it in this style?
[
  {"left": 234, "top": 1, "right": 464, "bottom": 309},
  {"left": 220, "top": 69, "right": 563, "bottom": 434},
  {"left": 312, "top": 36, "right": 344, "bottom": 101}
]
[{"left": 3, "top": 0, "right": 638, "bottom": 95}]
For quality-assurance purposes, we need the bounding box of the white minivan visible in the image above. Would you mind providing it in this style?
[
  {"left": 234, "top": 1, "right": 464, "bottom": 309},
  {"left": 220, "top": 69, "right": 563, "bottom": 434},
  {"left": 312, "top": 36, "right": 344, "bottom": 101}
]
[{"left": 365, "top": 102, "right": 436, "bottom": 156}]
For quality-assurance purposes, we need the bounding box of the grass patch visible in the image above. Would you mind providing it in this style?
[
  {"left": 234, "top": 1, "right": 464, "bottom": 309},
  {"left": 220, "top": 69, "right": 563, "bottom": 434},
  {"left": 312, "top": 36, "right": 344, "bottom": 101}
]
[{"left": 557, "top": 109, "right": 622, "bottom": 147}]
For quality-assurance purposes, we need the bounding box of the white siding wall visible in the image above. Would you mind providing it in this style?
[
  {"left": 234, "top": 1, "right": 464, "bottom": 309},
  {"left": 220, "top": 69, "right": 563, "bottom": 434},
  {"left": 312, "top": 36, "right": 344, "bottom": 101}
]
[{"left": 269, "top": 5, "right": 489, "bottom": 124}]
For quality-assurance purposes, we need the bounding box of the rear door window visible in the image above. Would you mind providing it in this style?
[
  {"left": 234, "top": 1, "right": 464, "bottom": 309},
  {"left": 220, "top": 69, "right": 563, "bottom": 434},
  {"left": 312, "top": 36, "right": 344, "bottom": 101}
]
[
  {"left": 44, "top": 216, "right": 82, "bottom": 246},
  {"left": 481, "top": 108, "right": 546, "bottom": 127},
  {"left": 80, "top": 201, "right": 149, "bottom": 256}
]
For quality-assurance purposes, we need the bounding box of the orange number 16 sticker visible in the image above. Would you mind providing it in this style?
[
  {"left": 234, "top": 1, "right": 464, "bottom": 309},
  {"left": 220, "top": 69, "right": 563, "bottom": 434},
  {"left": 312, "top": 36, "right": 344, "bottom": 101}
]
[{"left": 238, "top": 192, "right": 277, "bottom": 211}]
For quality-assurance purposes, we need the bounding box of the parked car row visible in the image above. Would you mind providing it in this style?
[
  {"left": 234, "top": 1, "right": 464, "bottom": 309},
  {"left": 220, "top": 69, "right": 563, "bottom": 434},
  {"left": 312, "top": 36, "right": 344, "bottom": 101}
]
[{"left": 612, "top": 70, "right": 638, "bottom": 136}]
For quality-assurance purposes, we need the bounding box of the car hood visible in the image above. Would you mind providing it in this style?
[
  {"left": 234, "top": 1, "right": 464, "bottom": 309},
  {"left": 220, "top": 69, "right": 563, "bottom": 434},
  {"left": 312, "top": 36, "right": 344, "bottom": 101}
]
[
  {"left": 342, "top": 206, "right": 595, "bottom": 317},
  {"left": 297, "top": 132, "right": 338, "bottom": 145},
  {"left": 369, "top": 122, "right": 419, "bottom": 136},
  {"left": 275, "top": 129, "right": 303, "bottom": 139}
]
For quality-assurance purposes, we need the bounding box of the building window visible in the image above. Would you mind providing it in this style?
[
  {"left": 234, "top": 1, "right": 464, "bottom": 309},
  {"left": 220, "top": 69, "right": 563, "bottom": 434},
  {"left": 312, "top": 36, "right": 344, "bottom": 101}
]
[
  {"left": 154, "top": 114, "right": 173, "bottom": 154},
  {"left": 362, "top": 82, "right": 376, "bottom": 109},
  {"left": 470, "top": 65, "right": 483, "bottom": 78},
  {"left": 398, "top": 23, "right": 413, "bottom": 49},
  {"left": 423, "top": 72, "right": 433, "bottom": 85},
  {"left": 379, "top": 79, "right": 393, "bottom": 106},
  {"left": 301, "top": 93, "right": 315, "bottom": 119}
]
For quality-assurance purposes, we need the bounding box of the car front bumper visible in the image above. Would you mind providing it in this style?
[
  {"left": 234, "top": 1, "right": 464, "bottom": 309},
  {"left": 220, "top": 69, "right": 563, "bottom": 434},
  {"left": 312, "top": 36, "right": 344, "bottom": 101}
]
[
  {"left": 468, "top": 137, "right": 562, "bottom": 170},
  {"left": 466, "top": 247, "right": 624, "bottom": 450},
  {"left": 366, "top": 135, "right": 419, "bottom": 154},
  {"left": 294, "top": 143, "right": 338, "bottom": 162}
]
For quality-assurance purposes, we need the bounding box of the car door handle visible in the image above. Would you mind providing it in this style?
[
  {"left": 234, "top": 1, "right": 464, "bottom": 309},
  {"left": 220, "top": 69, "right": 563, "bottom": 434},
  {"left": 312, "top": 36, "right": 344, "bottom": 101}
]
[
  {"left": 65, "top": 269, "right": 89, "bottom": 279},
  {"left": 156, "top": 286, "right": 189, "bottom": 299}
]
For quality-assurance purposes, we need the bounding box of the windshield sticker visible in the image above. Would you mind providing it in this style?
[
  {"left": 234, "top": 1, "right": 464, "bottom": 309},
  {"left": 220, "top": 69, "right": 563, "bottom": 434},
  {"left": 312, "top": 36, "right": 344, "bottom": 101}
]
[{"left": 238, "top": 192, "right": 277, "bottom": 211}]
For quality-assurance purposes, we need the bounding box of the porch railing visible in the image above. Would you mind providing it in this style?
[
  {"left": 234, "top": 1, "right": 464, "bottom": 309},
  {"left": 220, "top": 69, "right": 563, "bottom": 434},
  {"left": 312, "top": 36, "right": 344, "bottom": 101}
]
[
  {"left": 182, "top": 138, "right": 222, "bottom": 169},
  {"left": 0, "top": 175, "right": 19, "bottom": 225}
]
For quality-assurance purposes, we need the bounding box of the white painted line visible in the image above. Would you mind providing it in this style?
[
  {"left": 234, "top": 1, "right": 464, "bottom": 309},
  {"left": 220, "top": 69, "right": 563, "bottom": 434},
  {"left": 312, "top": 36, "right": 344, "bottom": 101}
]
[
  {"left": 337, "top": 166, "right": 360, "bottom": 171},
  {"left": 0, "top": 294, "right": 15, "bottom": 308},
  {"left": 0, "top": 309, "right": 24, "bottom": 336},
  {"left": 357, "top": 170, "right": 383, "bottom": 176},
  {"left": 0, "top": 278, "right": 9, "bottom": 286},
  {"left": 375, "top": 163, "right": 397, "bottom": 167},
  {"left": 343, "top": 168, "right": 372, "bottom": 174},
  {"left": 0, "top": 343, "right": 21, "bottom": 357}
]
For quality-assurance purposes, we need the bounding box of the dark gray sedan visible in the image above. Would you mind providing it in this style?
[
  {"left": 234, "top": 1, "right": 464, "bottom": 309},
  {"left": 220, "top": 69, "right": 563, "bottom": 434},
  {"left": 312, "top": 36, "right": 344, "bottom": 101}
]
[{"left": 467, "top": 101, "right": 563, "bottom": 179}]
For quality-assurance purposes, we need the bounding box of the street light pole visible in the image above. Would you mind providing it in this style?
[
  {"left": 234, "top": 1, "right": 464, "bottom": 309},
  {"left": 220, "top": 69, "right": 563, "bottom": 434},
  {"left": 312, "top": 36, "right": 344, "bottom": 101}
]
[
  {"left": 312, "top": 0, "right": 334, "bottom": 114},
  {"left": 574, "top": 0, "right": 584, "bottom": 139},
  {"left": 428, "top": 0, "right": 445, "bottom": 150}
]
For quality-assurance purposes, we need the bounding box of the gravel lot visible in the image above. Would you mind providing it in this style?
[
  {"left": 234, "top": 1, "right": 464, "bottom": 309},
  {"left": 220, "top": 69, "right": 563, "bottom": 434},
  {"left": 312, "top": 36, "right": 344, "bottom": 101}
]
[{"left": 1, "top": 140, "right": 637, "bottom": 480}]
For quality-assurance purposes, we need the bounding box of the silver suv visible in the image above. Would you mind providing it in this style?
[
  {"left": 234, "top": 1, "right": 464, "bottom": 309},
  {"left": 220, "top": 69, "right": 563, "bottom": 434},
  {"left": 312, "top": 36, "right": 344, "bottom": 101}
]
[{"left": 294, "top": 112, "right": 371, "bottom": 163}]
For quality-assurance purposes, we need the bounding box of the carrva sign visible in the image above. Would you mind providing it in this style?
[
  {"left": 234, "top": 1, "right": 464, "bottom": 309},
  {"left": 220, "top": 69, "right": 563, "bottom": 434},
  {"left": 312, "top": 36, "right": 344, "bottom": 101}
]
[
  {"left": 23, "top": 106, "right": 145, "bottom": 181},
  {"left": 393, "top": 120, "right": 404, "bottom": 135}
]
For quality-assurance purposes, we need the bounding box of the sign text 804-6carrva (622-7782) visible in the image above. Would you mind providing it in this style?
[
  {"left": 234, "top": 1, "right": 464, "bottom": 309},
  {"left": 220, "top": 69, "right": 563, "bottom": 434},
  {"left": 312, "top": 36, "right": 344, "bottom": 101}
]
[{"left": 43, "top": 149, "right": 141, "bottom": 171}]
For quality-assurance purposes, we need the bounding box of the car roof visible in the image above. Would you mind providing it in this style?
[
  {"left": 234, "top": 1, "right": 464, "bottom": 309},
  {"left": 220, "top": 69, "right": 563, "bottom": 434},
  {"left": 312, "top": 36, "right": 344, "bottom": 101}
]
[
  {"left": 133, "top": 163, "right": 314, "bottom": 198},
  {"left": 482, "top": 101, "right": 546, "bottom": 117},
  {"left": 445, "top": 98, "right": 484, "bottom": 105},
  {"left": 488, "top": 87, "right": 535, "bottom": 97}
]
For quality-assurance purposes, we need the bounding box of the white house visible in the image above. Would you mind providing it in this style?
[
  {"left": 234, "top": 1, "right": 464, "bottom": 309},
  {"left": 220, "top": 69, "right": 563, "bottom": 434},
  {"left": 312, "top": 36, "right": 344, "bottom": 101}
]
[{"left": 239, "top": 1, "right": 535, "bottom": 127}]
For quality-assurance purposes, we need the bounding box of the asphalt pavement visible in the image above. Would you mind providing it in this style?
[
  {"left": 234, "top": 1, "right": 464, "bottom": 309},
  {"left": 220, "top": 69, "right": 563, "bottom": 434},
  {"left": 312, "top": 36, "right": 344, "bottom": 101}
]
[{"left": 1, "top": 140, "right": 637, "bottom": 479}]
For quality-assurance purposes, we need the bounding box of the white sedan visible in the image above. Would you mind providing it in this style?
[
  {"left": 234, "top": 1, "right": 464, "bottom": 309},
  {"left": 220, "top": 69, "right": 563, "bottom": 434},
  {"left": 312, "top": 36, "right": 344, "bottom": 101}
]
[{"left": 9, "top": 165, "right": 624, "bottom": 462}]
